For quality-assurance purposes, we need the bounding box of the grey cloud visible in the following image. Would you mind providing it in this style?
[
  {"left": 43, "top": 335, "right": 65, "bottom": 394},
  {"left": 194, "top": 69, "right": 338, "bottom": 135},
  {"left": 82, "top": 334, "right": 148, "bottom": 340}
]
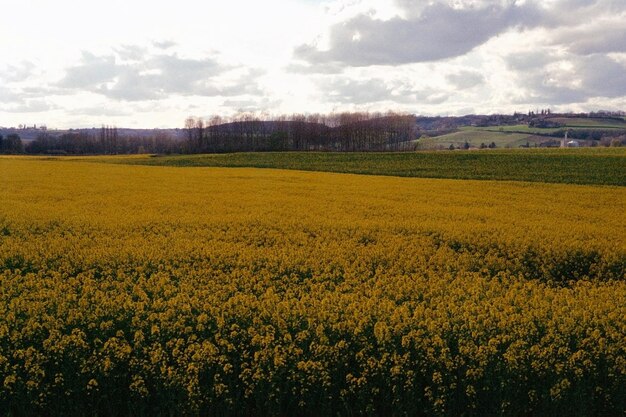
[
  {"left": 58, "top": 52, "right": 118, "bottom": 88},
  {"left": 549, "top": 0, "right": 625, "bottom": 14},
  {"left": 508, "top": 53, "right": 626, "bottom": 104},
  {"left": 115, "top": 45, "right": 147, "bottom": 61},
  {"left": 393, "top": 0, "right": 432, "bottom": 18},
  {"left": 512, "top": 87, "right": 588, "bottom": 106},
  {"left": 535, "top": 0, "right": 626, "bottom": 29},
  {"left": 553, "top": 20, "right": 626, "bottom": 55},
  {"left": 0, "top": 87, "right": 20, "bottom": 103},
  {"left": 1, "top": 99, "right": 57, "bottom": 113},
  {"left": 100, "top": 54, "right": 225, "bottom": 100},
  {"left": 299, "top": 0, "right": 625, "bottom": 71},
  {"left": 0, "top": 86, "right": 60, "bottom": 114},
  {"left": 56, "top": 48, "right": 259, "bottom": 101},
  {"left": 580, "top": 55, "right": 626, "bottom": 97},
  {"left": 153, "top": 40, "right": 177, "bottom": 49},
  {"left": 317, "top": 77, "right": 449, "bottom": 105},
  {"left": 0, "top": 74, "right": 60, "bottom": 111},
  {"left": 296, "top": 1, "right": 542, "bottom": 67},
  {"left": 0, "top": 61, "right": 35, "bottom": 83},
  {"left": 147, "top": 54, "right": 224, "bottom": 94},
  {"left": 97, "top": 68, "right": 162, "bottom": 101},
  {"left": 392, "top": 82, "right": 450, "bottom": 104},
  {"left": 416, "top": 90, "right": 449, "bottom": 105},
  {"left": 506, "top": 51, "right": 554, "bottom": 72},
  {"left": 446, "top": 70, "right": 484, "bottom": 89}
]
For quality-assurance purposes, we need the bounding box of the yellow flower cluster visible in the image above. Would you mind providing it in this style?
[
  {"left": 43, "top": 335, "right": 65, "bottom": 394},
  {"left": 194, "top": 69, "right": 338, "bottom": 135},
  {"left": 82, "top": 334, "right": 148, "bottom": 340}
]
[{"left": 0, "top": 158, "right": 624, "bottom": 416}]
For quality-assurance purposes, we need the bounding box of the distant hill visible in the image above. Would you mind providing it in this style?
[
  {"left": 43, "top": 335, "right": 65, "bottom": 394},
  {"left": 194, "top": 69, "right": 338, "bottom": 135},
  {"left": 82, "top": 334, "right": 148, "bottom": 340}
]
[
  {"left": 0, "top": 127, "right": 187, "bottom": 143},
  {"left": 3, "top": 112, "right": 625, "bottom": 152},
  {"left": 546, "top": 117, "right": 626, "bottom": 129}
]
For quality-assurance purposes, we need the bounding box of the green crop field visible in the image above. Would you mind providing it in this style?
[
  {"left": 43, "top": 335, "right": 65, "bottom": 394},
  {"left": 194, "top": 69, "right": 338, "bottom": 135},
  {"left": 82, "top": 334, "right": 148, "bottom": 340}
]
[
  {"left": 418, "top": 130, "right": 541, "bottom": 149},
  {"left": 62, "top": 148, "right": 626, "bottom": 186},
  {"left": 549, "top": 117, "right": 626, "bottom": 129},
  {"left": 459, "top": 118, "right": 626, "bottom": 137},
  {"left": 462, "top": 125, "right": 563, "bottom": 134}
]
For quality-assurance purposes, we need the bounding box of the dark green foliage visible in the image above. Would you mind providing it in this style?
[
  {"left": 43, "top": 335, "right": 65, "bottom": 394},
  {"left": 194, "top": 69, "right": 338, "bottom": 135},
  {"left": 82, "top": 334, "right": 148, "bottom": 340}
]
[
  {"left": 111, "top": 148, "right": 626, "bottom": 186},
  {"left": 0, "top": 134, "right": 23, "bottom": 154}
]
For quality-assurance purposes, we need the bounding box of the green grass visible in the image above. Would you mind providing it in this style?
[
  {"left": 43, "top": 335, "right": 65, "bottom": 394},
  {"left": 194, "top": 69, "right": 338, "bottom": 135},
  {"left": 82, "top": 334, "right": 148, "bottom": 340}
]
[
  {"left": 460, "top": 118, "right": 626, "bottom": 136},
  {"left": 61, "top": 148, "right": 626, "bottom": 186},
  {"left": 550, "top": 117, "right": 626, "bottom": 129},
  {"left": 419, "top": 130, "right": 540, "bottom": 149},
  {"left": 461, "top": 125, "right": 563, "bottom": 134}
]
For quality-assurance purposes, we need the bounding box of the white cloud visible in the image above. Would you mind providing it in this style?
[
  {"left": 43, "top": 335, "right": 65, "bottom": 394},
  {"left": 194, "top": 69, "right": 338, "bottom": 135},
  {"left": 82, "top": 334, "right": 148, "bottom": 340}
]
[
  {"left": 0, "top": 99, "right": 57, "bottom": 113},
  {"left": 0, "top": 0, "right": 624, "bottom": 127}
]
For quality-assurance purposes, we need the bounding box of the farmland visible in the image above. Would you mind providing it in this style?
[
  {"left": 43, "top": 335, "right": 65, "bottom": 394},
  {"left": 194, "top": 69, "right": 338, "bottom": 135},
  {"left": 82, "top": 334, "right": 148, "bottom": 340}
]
[
  {"left": 1, "top": 155, "right": 625, "bottom": 417},
  {"left": 87, "top": 148, "right": 626, "bottom": 186},
  {"left": 414, "top": 117, "right": 626, "bottom": 149},
  {"left": 417, "top": 130, "right": 544, "bottom": 149},
  {"left": 548, "top": 117, "right": 626, "bottom": 129}
]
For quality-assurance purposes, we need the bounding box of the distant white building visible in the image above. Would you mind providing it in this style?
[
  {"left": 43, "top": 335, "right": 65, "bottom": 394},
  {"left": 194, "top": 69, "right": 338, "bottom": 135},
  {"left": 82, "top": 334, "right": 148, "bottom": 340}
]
[
  {"left": 561, "top": 131, "right": 568, "bottom": 148},
  {"left": 561, "top": 131, "right": 580, "bottom": 148}
]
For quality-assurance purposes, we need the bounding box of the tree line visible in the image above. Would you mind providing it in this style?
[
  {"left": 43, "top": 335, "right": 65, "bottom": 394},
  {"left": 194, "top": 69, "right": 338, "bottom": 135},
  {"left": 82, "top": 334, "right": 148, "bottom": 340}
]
[
  {"left": 3, "top": 112, "right": 417, "bottom": 155},
  {"left": 0, "top": 133, "right": 24, "bottom": 154},
  {"left": 15, "top": 127, "right": 183, "bottom": 155},
  {"left": 7, "top": 109, "right": 622, "bottom": 156},
  {"left": 183, "top": 111, "right": 418, "bottom": 153}
]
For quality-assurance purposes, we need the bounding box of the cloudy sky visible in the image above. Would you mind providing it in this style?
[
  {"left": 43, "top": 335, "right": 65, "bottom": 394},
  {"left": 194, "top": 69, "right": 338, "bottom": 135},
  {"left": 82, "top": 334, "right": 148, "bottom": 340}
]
[{"left": 1, "top": 0, "right": 625, "bottom": 128}]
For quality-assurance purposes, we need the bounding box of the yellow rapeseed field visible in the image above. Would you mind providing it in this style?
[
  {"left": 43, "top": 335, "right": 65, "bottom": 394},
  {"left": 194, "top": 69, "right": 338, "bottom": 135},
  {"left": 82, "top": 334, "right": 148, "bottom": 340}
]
[{"left": 0, "top": 157, "right": 625, "bottom": 417}]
